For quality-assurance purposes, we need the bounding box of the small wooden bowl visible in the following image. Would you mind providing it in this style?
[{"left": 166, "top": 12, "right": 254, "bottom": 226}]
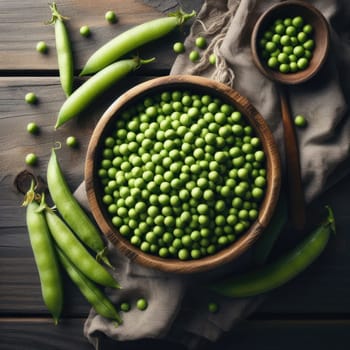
[
  {"left": 251, "top": 0, "right": 330, "bottom": 85},
  {"left": 85, "top": 75, "right": 281, "bottom": 274}
]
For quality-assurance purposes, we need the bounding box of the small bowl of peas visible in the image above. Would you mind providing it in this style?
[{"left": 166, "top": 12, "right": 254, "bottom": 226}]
[
  {"left": 85, "top": 75, "right": 281, "bottom": 274},
  {"left": 251, "top": 0, "right": 330, "bottom": 85}
]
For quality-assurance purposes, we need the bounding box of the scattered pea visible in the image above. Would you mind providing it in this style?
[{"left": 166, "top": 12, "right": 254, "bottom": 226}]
[
  {"left": 66, "top": 136, "right": 78, "bottom": 148},
  {"left": 208, "top": 301, "right": 219, "bottom": 313},
  {"left": 120, "top": 302, "right": 131, "bottom": 312},
  {"left": 136, "top": 298, "right": 148, "bottom": 311},
  {"left": 25, "top": 92, "right": 38, "bottom": 104},
  {"left": 36, "top": 41, "right": 48, "bottom": 54},
  {"left": 80, "top": 25, "right": 91, "bottom": 37},
  {"left": 195, "top": 36, "right": 207, "bottom": 49},
  {"left": 189, "top": 50, "right": 200, "bottom": 62},
  {"left": 173, "top": 42, "right": 185, "bottom": 54},
  {"left": 209, "top": 53, "right": 216, "bottom": 65},
  {"left": 294, "top": 114, "right": 307, "bottom": 127},
  {"left": 26, "top": 122, "right": 39, "bottom": 135},
  {"left": 25, "top": 153, "right": 38, "bottom": 166},
  {"left": 105, "top": 10, "right": 117, "bottom": 23}
]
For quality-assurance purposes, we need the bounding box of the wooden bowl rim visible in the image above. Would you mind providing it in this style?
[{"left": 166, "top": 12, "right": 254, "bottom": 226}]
[
  {"left": 251, "top": 0, "right": 330, "bottom": 85},
  {"left": 85, "top": 75, "right": 281, "bottom": 274}
]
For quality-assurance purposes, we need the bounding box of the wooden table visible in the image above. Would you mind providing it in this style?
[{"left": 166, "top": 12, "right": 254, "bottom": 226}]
[{"left": 1, "top": 1, "right": 350, "bottom": 349}]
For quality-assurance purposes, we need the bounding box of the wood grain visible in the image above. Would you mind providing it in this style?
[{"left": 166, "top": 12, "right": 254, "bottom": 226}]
[
  {"left": 1, "top": 0, "right": 350, "bottom": 348},
  {"left": 1, "top": 318, "right": 350, "bottom": 350},
  {"left": 0, "top": 0, "right": 188, "bottom": 72}
]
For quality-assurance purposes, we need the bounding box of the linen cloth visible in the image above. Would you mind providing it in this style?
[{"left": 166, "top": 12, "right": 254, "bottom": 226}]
[{"left": 81, "top": 0, "right": 350, "bottom": 348}]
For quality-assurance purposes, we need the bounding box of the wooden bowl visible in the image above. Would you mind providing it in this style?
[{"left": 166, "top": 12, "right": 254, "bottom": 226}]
[
  {"left": 85, "top": 75, "right": 281, "bottom": 274},
  {"left": 251, "top": 0, "right": 330, "bottom": 85}
]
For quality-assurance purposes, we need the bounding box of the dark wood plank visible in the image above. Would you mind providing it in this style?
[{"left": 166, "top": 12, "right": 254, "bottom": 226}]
[
  {"left": 1, "top": 318, "right": 350, "bottom": 350},
  {"left": 0, "top": 0, "right": 190, "bottom": 72}
]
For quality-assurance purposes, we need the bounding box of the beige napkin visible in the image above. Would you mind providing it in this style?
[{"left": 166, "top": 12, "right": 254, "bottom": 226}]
[{"left": 81, "top": 0, "right": 350, "bottom": 348}]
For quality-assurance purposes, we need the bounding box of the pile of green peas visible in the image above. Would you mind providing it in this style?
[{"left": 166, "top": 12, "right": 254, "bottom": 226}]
[
  {"left": 259, "top": 16, "right": 314, "bottom": 73},
  {"left": 98, "top": 90, "right": 267, "bottom": 260}
]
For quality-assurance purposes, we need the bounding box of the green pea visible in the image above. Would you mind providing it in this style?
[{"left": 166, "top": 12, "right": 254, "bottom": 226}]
[
  {"left": 189, "top": 50, "right": 200, "bottom": 62},
  {"left": 25, "top": 153, "right": 38, "bottom": 166},
  {"left": 66, "top": 136, "right": 78, "bottom": 148},
  {"left": 105, "top": 10, "right": 117, "bottom": 23},
  {"left": 80, "top": 25, "right": 91, "bottom": 37},
  {"left": 27, "top": 122, "right": 40, "bottom": 134},
  {"left": 209, "top": 53, "right": 216, "bottom": 65},
  {"left": 195, "top": 36, "right": 207, "bottom": 49},
  {"left": 136, "top": 298, "right": 148, "bottom": 310},
  {"left": 294, "top": 114, "right": 307, "bottom": 127},
  {"left": 173, "top": 42, "right": 185, "bottom": 53},
  {"left": 120, "top": 302, "right": 131, "bottom": 312},
  {"left": 25, "top": 92, "right": 38, "bottom": 104},
  {"left": 36, "top": 41, "right": 48, "bottom": 53}
]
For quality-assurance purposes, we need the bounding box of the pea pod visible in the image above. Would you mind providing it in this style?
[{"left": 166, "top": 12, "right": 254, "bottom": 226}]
[
  {"left": 80, "top": 10, "right": 196, "bottom": 76},
  {"left": 44, "top": 204, "right": 120, "bottom": 289},
  {"left": 23, "top": 184, "right": 63, "bottom": 325},
  {"left": 209, "top": 207, "right": 335, "bottom": 298},
  {"left": 55, "top": 246, "right": 122, "bottom": 324},
  {"left": 47, "top": 148, "right": 111, "bottom": 268},
  {"left": 55, "top": 57, "right": 154, "bottom": 129},
  {"left": 48, "top": 3, "right": 74, "bottom": 97}
]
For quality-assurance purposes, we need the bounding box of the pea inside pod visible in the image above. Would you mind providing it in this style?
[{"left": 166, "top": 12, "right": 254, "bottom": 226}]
[{"left": 23, "top": 184, "right": 63, "bottom": 325}]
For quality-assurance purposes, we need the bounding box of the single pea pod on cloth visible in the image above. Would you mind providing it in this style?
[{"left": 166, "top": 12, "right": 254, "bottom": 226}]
[
  {"left": 47, "top": 2, "right": 74, "bottom": 97},
  {"left": 55, "top": 246, "right": 122, "bottom": 325},
  {"left": 80, "top": 0, "right": 350, "bottom": 349}
]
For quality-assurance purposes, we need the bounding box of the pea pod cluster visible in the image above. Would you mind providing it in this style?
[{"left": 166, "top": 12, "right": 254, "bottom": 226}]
[
  {"left": 56, "top": 246, "right": 122, "bottom": 324},
  {"left": 22, "top": 184, "right": 122, "bottom": 324},
  {"left": 48, "top": 3, "right": 74, "bottom": 97},
  {"left": 47, "top": 148, "right": 112, "bottom": 268},
  {"left": 209, "top": 206, "right": 335, "bottom": 297},
  {"left": 22, "top": 183, "right": 63, "bottom": 325},
  {"left": 80, "top": 9, "right": 196, "bottom": 76}
]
